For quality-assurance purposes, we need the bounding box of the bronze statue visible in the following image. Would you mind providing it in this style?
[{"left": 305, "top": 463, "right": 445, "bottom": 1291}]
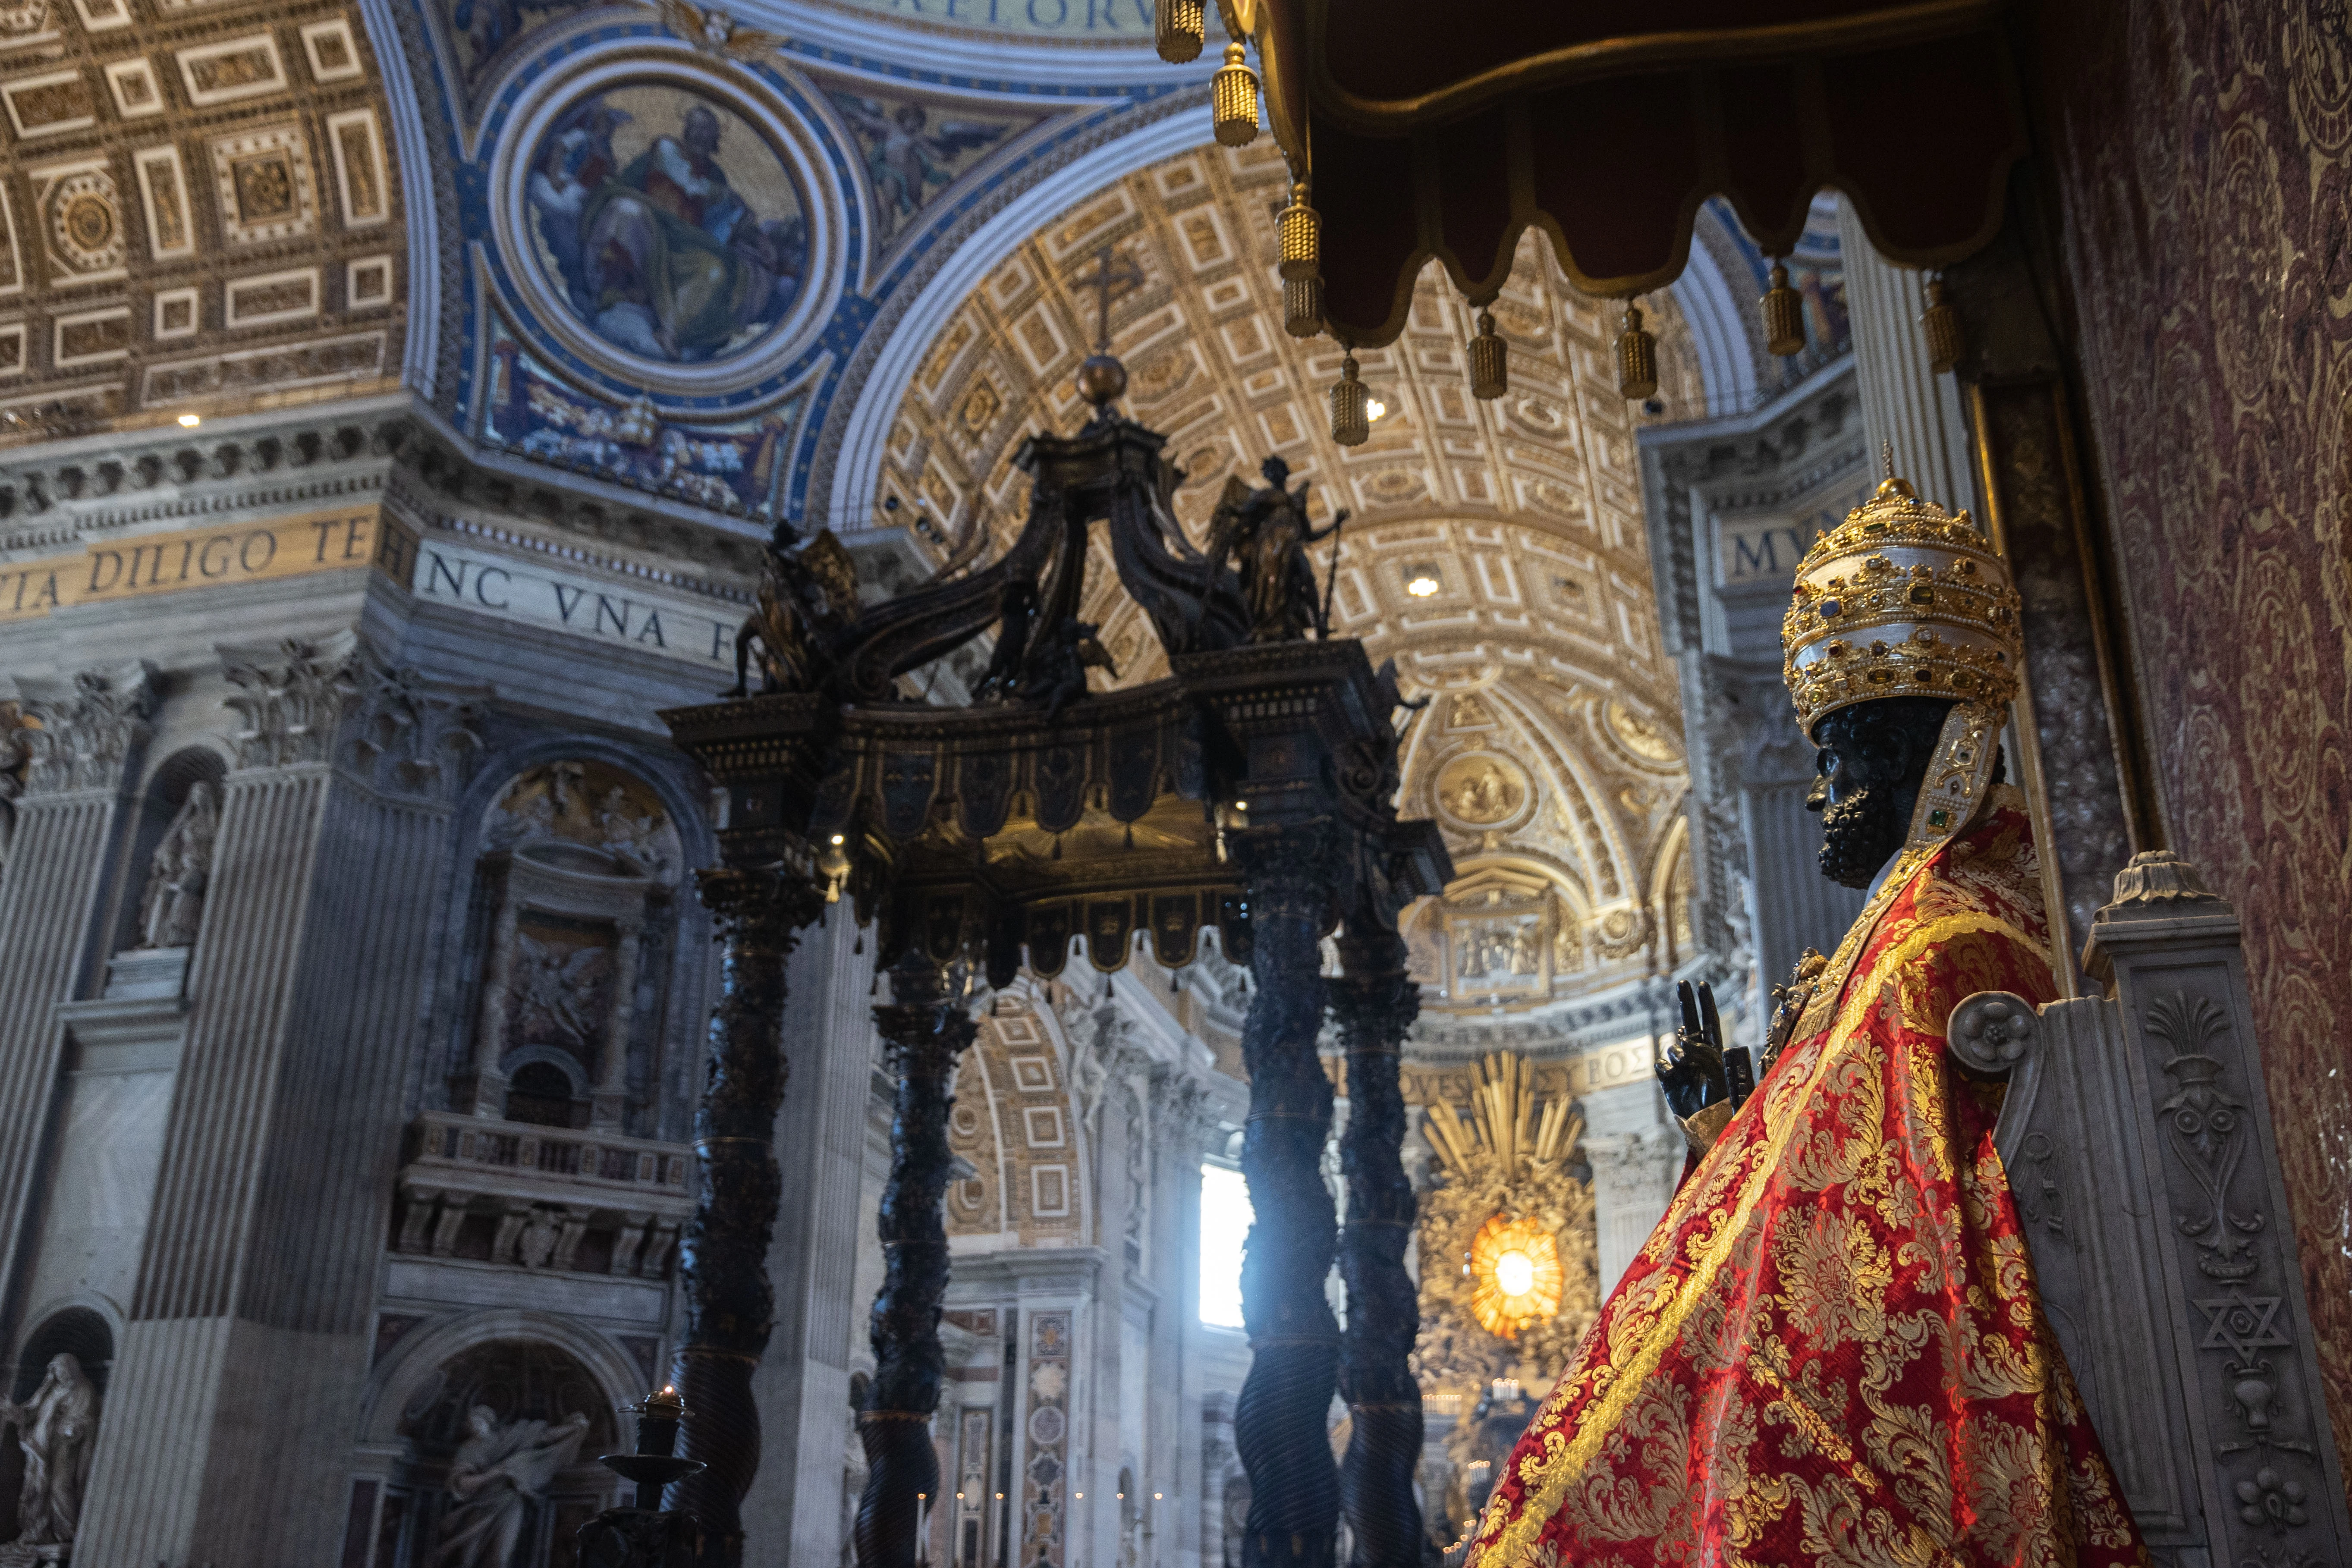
[
  {"left": 731, "top": 528, "right": 859, "bottom": 697},
  {"left": 1205, "top": 457, "right": 1345, "bottom": 644}
]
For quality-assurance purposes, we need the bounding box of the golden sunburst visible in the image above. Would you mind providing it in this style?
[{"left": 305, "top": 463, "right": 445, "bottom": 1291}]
[{"left": 1467, "top": 1213, "right": 1563, "bottom": 1339}]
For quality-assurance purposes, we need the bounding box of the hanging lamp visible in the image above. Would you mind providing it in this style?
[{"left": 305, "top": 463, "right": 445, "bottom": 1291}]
[{"left": 1615, "top": 303, "right": 1657, "bottom": 401}]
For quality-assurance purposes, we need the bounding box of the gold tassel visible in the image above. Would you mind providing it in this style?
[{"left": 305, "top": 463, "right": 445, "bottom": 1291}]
[
  {"left": 1920, "top": 276, "right": 1965, "bottom": 374},
  {"left": 1282, "top": 274, "right": 1321, "bottom": 339},
  {"left": 1154, "top": 0, "right": 1203, "bottom": 62},
  {"left": 1277, "top": 184, "right": 1318, "bottom": 281},
  {"left": 1330, "top": 354, "right": 1369, "bottom": 446},
  {"left": 1615, "top": 304, "right": 1657, "bottom": 401},
  {"left": 1212, "top": 42, "right": 1259, "bottom": 146},
  {"left": 1762, "top": 262, "right": 1805, "bottom": 357},
  {"left": 1468, "top": 307, "right": 1506, "bottom": 400}
]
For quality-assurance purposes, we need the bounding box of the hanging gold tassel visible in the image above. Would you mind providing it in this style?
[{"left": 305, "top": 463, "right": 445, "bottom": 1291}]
[
  {"left": 1761, "top": 261, "right": 1805, "bottom": 357},
  {"left": 1277, "top": 184, "right": 1318, "bottom": 280},
  {"left": 1615, "top": 304, "right": 1657, "bottom": 401},
  {"left": 1154, "top": 0, "right": 1204, "bottom": 62},
  {"left": 1331, "top": 354, "right": 1369, "bottom": 446},
  {"left": 1468, "top": 307, "right": 1506, "bottom": 400},
  {"left": 1283, "top": 274, "right": 1321, "bottom": 339},
  {"left": 1212, "top": 42, "right": 1259, "bottom": 146},
  {"left": 1920, "top": 276, "right": 1965, "bottom": 374}
]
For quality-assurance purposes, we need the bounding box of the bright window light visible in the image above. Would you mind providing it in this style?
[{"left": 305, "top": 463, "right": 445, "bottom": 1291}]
[
  {"left": 1365, "top": 397, "right": 1388, "bottom": 422},
  {"left": 1199, "top": 1163, "right": 1253, "bottom": 1327}
]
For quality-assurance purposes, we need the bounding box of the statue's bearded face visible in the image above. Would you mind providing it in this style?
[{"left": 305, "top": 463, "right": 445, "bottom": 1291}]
[
  {"left": 1805, "top": 697, "right": 1963, "bottom": 890},
  {"left": 1807, "top": 748, "right": 1906, "bottom": 889}
]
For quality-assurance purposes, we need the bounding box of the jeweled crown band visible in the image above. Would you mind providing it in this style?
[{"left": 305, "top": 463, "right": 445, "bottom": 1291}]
[{"left": 1779, "top": 474, "right": 2025, "bottom": 735}]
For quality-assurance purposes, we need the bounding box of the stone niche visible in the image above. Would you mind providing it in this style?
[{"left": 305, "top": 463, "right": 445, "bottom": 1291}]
[
  {"left": 452, "top": 761, "right": 679, "bottom": 1133},
  {"left": 369, "top": 1338, "right": 619, "bottom": 1568}
]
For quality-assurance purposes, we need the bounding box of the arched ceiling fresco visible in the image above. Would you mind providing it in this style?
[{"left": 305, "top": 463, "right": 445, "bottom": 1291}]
[{"left": 871, "top": 141, "right": 1711, "bottom": 1042}]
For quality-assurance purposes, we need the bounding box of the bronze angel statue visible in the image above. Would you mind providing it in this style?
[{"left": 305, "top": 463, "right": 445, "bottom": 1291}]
[
  {"left": 1204, "top": 456, "right": 1345, "bottom": 644},
  {"left": 731, "top": 527, "right": 859, "bottom": 696}
]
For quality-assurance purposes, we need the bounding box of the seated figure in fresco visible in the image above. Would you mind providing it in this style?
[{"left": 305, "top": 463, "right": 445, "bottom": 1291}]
[
  {"left": 1467, "top": 474, "right": 2149, "bottom": 1568},
  {"left": 559, "top": 101, "right": 806, "bottom": 362}
]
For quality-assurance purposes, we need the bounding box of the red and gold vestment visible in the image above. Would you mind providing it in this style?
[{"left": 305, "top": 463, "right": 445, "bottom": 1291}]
[{"left": 1469, "top": 792, "right": 2147, "bottom": 1568}]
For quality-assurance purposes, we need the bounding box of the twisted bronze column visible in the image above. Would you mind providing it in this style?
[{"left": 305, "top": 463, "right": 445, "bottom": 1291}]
[
  {"left": 673, "top": 864, "right": 824, "bottom": 1566},
  {"left": 855, "top": 951, "right": 978, "bottom": 1568},
  {"left": 1330, "top": 914, "right": 1423, "bottom": 1568},
  {"left": 1229, "top": 823, "right": 1342, "bottom": 1568}
]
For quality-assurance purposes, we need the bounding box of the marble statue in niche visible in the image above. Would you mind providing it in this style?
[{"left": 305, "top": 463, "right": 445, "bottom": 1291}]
[
  {"left": 0, "top": 1354, "right": 99, "bottom": 1558},
  {"left": 135, "top": 781, "right": 218, "bottom": 949},
  {"left": 424, "top": 1407, "right": 589, "bottom": 1568},
  {"left": 525, "top": 89, "right": 808, "bottom": 363}
]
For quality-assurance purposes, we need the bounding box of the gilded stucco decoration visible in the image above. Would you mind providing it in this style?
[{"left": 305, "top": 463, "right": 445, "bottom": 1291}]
[
  {"left": 874, "top": 144, "right": 1701, "bottom": 1024},
  {"left": 0, "top": 0, "right": 404, "bottom": 434}
]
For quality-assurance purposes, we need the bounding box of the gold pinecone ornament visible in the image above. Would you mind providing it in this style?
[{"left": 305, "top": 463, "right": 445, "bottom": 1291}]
[
  {"left": 1468, "top": 308, "right": 1506, "bottom": 400},
  {"left": 1615, "top": 305, "right": 1657, "bottom": 401},
  {"left": 1762, "top": 262, "right": 1805, "bottom": 357},
  {"left": 1154, "top": 0, "right": 1204, "bottom": 62},
  {"left": 1920, "top": 277, "right": 1965, "bottom": 374},
  {"left": 1331, "top": 355, "right": 1370, "bottom": 446},
  {"left": 1283, "top": 274, "right": 1321, "bottom": 339},
  {"left": 1213, "top": 43, "right": 1259, "bottom": 145}
]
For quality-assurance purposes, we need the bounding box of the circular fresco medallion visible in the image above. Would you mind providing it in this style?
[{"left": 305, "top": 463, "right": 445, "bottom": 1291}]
[
  {"left": 525, "top": 86, "right": 807, "bottom": 365},
  {"left": 1434, "top": 751, "right": 1533, "bottom": 830},
  {"left": 495, "top": 57, "right": 844, "bottom": 401}
]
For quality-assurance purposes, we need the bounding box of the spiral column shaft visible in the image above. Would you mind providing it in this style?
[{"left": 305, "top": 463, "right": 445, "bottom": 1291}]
[
  {"left": 855, "top": 954, "right": 978, "bottom": 1568},
  {"left": 1230, "top": 825, "right": 1342, "bottom": 1568},
  {"left": 1331, "top": 916, "right": 1423, "bottom": 1568},
  {"left": 673, "top": 865, "right": 824, "bottom": 1567}
]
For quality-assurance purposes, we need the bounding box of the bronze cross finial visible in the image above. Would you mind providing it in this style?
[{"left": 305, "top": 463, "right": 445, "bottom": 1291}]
[
  {"left": 1075, "top": 244, "right": 1143, "bottom": 353},
  {"left": 1880, "top": 439, "right": 1895, "bottom": 480}
]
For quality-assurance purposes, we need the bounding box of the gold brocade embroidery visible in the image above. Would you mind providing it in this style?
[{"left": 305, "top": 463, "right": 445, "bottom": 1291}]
[{"left": 1474, "top": 906, "right": 2047, "bottom": 1568}]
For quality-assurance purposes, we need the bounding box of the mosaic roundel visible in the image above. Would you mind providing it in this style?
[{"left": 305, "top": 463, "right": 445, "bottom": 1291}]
[
  {"left": 525, "top": 85, "right": 808, "bottom": 364},
  {"left": 495, "top": 57, "right": 845, "bottom": 401}
]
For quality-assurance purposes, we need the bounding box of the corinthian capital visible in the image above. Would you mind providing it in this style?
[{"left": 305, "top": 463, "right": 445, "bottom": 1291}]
[
  {"left": 219, "top": 631, "right": 362, "bottom": 770},
  {"left": 12, "top": 660, "right": 160, "bottom": 796}
]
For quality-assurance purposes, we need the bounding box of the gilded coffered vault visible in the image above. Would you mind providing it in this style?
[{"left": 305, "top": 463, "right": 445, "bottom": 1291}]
[
  {"left": 871, "top": 145, "right": 1711, "bottom": 1047},
  {"left": 0, "top": 0, "right": 404, "bottom": 431}
]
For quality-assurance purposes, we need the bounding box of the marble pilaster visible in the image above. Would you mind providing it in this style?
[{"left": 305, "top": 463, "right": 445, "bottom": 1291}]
[
  {"left": 1835, "top": 202, "right": 1977, "bottom": 512},
  {"left": 77, "top": 635, "right": 486, "bottom": 1566}
]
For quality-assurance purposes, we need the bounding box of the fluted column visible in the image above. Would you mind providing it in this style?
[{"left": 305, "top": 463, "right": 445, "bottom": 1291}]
[
  {"left": 1836, "top": 200, "right": 1976, "bottom": 508},
  {"left": 1329, "top": 914, "right": 1421, "bottom": 1568},
  {"left": 0, "top": 663, "right": 158, "bottom": 1328},
  {"left": 855, "top": 949, "right": 978, "bottom": 1568},
  {"left": 1229, "top": 823, "right": 1341, "bottom": 1568},
  {"left": 672, "top": 862, "right": 825, "bottom": 1566}
]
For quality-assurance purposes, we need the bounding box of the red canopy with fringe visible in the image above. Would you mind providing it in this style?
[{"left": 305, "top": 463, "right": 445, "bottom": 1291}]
[{"left": 1249, "top": 0, "right": 2026, "bottom": 345}]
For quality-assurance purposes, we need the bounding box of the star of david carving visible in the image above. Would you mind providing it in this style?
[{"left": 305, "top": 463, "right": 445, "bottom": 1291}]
[{"left": 2194, "top": 1288, "right": 2290, "bottom": 1361}]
